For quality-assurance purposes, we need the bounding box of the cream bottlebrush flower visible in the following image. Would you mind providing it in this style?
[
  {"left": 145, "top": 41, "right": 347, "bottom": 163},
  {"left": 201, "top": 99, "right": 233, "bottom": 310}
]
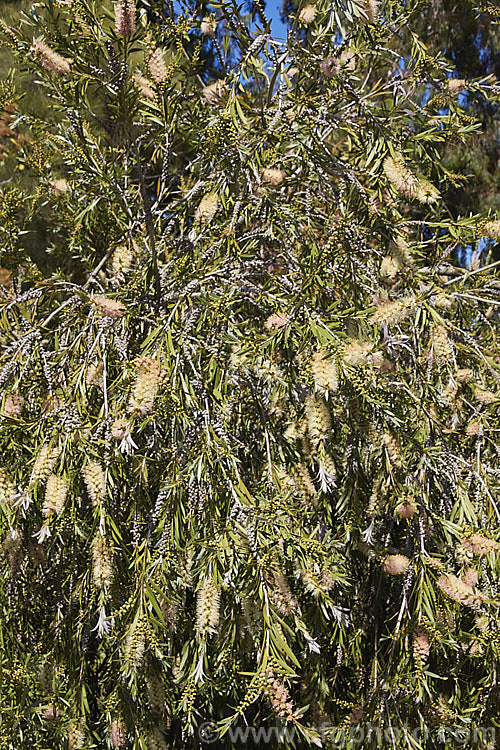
[
  {"left": 43, "top": 475, "right": 68, "bottom": 516},
  {"left": 0, "top": 267, "right": 13, "bottom": 288},
  {"left": 196, "top": 578, "right": 220, "bottom": 637},
  {"left": 383, "top": 554, "right": 410, "bottom": 575},
  {"left": 320, "top": 50, "right": 355, "bottom": 76},
  {"left": 416, "top": 178, "right": 440, "bottom": 204},
  {"left": 370, "top": 296, "right": 417, "bottom": 326},
  {"left": 320, "top": 56, "right": 340, "bottom": 78},
  {"left": 86, "top": 361, "right": 103, "bottom": 387},
  {"left": 431, "top": 325, "right": 453, "bottom": 363},
  {"left": 305, "top": 395, "right": 331, "bottom": 443},
  {"left": 482, "top": 219, "right": 500, "bottom": 239},
  {"left": 311, "top": 349, "right": 338, "bottom": 392},
  {"left": 269, "top": 571, "right": 298, "bottom": 615},
  {"left": 200, "top": 15, "right": 217, "bottom": 35},
  {"left": 262, "top": 168, "right": 286, "bottom": 185},
  {"left": 462, "top": 567, "right": 478, "bottom": 587},
  {"left": 298, "top": 4, "right": 316, "bottom": 24},
  {"left": 133, "top": 74, "right": 156, "bottom": 101},
  {"left": 447, "top": 77, "right": 466, "bottom": 93},
  {"left": 391, "top": 235, "right": 415, "bottom": 268},
  {"left": 83, "top": 460, "right": 106, "bottom": 504},
  {"left": 383, "top": 154, "right": 439, "bottom": 204},
  {"left": 51, "top": 178, "right": 68, "bottom": 195},
  {"left": 111, "top": 418, "right": 130, "bottom": 439},
  {"left": 383, "top": 154, "right": 415, "bottom": 197},
  {"left": 115, "top": 0, "right": 136, "bottom": 37},
  {"left": 1, "top": 394, "right": 24, "bottom": 417},
  {"left": 92, "top": 536, "right": 113, "bottom": 589},
  {"left": 380, "top": 255, "right": 400, "bottom": 280},
  {"left": 290, "top": 463, "right": 317, "bottom": 501},
  {"left": 112, "top": 244, "right": 133, "bottom": 275},
  {"left": 30, "top": 444, "right": 59, "bottom": 485},
  {"left": 455, "top": 368, "right": 473, "bottom": 382},
  {"left": 466, "top": 420, "right": 483, "bottom": 436},
  {"left": 194, "top": 192, "right": 219, "bottom": 223},
  {"left": 149, "top": 48, "right": 168, "bottom": 83},
  {"left": 264, "top": 312, "right": 288, "bottom": 330},
  {"left": 122, "top": 628, "right": 145, "bottom": 668},
  {"left": 32, "top": 40, "right": 71, "bottom": 75},
  {"left": 129, "top": 356, "right": 163, "bottom": 414},
  {"left": 0, "top": 469, "right": 17, "bottom": 507},
  {"left": 342, "top": 339, "right": 373, "bottom": 366},
  {"left": 93, "top": 295, "right": 125, "bottom": 319},
  {"left": 359, "top": 0, "right": 380, "bottom": 24}
]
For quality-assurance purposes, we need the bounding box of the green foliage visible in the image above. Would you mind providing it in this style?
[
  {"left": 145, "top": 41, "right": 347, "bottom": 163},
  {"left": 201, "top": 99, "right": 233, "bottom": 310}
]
[{"left": 0, "top": 0, "right": 499, "bottom": 748}]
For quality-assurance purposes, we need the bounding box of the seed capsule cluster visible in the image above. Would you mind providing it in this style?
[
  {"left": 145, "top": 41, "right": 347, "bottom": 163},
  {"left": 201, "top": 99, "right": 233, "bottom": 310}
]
[{"left": 67, "top": 720, "right": 86, "bottom": 750}]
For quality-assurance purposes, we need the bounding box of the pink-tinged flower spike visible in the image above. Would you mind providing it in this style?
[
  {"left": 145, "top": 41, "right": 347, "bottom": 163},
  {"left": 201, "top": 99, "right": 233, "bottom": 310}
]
[
  {"left": 32, "top": 41, "right": 71, "bottom": 76},
  {"left": 149, "top": 48, "right": 168, "bottom": 83},
  {"left": 298, "top": 5, "right": 316, "bottom": 24},
  {"left": 115, "top": 0, "right": 136, "bottom": 37}
]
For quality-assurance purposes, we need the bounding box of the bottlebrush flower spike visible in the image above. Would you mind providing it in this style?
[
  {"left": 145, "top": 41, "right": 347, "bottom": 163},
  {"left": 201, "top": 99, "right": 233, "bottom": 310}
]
[
  {"left": 359, "top": 0, "right": 380, "bottom": 24},
  {"left": 43, "top": 475, "right": 68, "bottom": 516},
  {"left": 115, "top": 0, "right": 136, "bottom": 37},
  {"left": 149, "top": 48, "right": 168, "bottom": 83},
  {"left": 32, "top": 40, "right": 71, "bottom": 75},
  {"left": 196, "top": 578, "right": 220, "bottom": 637},
  {"left": 383, "top": 554, "right": 410, "bottom": 575}
]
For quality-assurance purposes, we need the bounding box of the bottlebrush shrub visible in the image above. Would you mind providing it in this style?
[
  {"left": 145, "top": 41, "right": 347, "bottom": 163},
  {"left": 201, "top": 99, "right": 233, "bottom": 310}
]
[{"left": 0, "top": 0, "right": 499, "bottom": 748}]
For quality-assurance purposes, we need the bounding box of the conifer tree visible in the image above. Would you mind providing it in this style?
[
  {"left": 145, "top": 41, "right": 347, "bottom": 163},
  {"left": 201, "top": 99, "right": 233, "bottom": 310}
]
[{"left": 0, "top": 1, "right": 499, "bottom": 748}]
